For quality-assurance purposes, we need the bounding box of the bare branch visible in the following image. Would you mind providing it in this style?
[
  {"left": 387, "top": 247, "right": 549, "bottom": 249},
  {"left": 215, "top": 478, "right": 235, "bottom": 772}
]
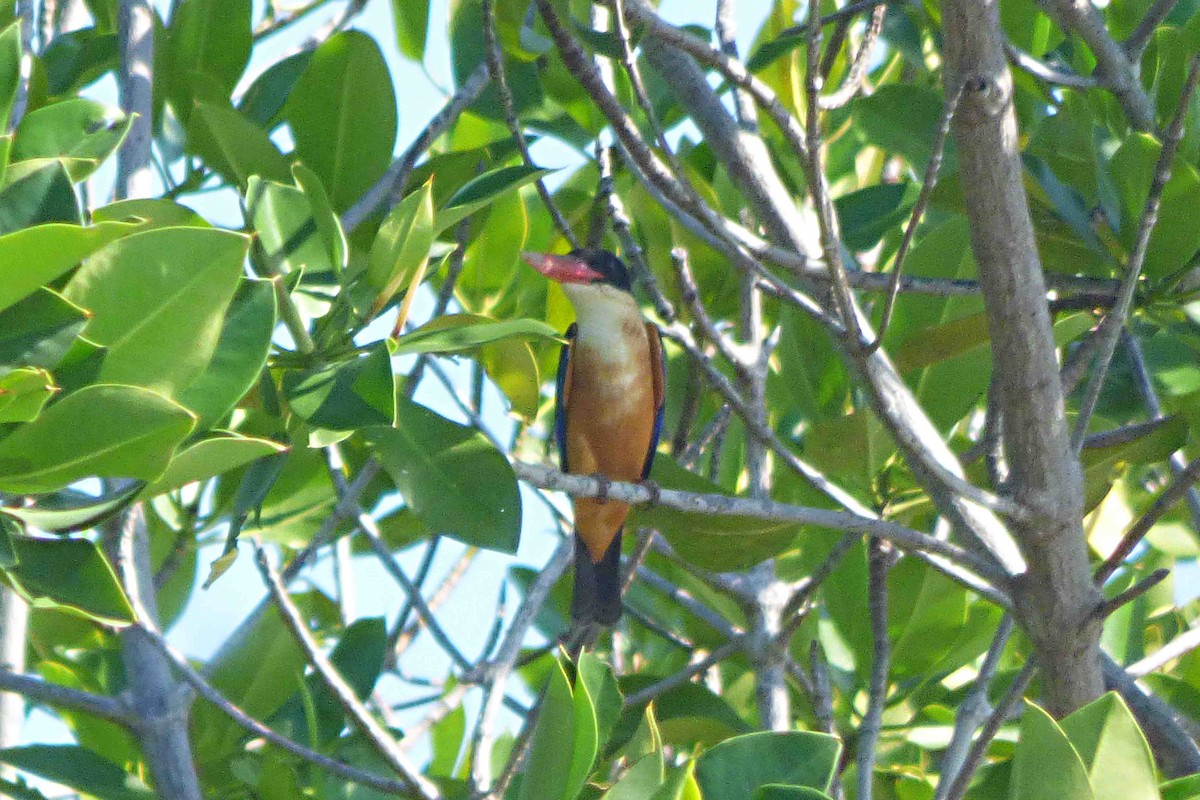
[
  {"left": 131, "top": 620, "right": 421, "bottom": 795},
  {"left": 1035, "top": 0, "right": 1156, "bottom": 130},
  {"left": 1102, "top": 654, "right": 1200, "bottom": 777},
  {"left": 818, "top": 4, "right": 886, "bottom": 110},
  {"left": 482, "top": 0, "right": 578, "bottom": 248},
  {"left": 341, "top": 64, "right": 490, "bottom": 233},
  {"left": 116, "top": 0, "right": 154, "bottom": 199},
  {"left": 1124, "top": 0, "right": 1180, "bottom": 58},
  {"left": 944, "top": 0, "right": 1102, "bottom": 714},
  {"left": 1004, "top": 42, "right": 1097, "bottom": 89},
  {"left": 1094, "top": 454, "right": 1200, "bottom": 584},
  {"left": 1129, "top": 624, "right": 1200, "bottom": 678},
  {"left": 942, "top": 661, "right": 1037, "bottom": 800},
  {"left": 623, "top": 637, "right": 745, "bottom": 707},
  {"left": 254, "top": 545, "right": 440, "bottom": 799},
  {"left": 1093, "top": 567, "right": 1170, "bottom": 619},
  {"left": 935, "top": 617, "right": 1014, "bottom": 800},
  {"left": 514, "top": 461, "right": 1010, "bottom": 588},
  {"left": 0, "top": 667, "right": 134, "bottom": 727},
  {"left": 871, "top": 83, "right": 964, "bottom": 351},
  {"left": 1071, "top": 55, "right": 1200, "bottom": 450},
  {"left": 857, "top": 542, "right": 895, "bottom": 800}
]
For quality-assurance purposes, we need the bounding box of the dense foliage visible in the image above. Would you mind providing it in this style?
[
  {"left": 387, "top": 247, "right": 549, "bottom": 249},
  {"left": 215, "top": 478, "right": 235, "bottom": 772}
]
[{"left": 0, "top": 0, "right": 1199, "bottom": 798}]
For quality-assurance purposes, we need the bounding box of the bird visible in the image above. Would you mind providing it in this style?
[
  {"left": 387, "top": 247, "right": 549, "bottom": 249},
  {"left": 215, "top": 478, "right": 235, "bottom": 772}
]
[{"left": 522, "top": 249, "right": 665, "bottom": 627}]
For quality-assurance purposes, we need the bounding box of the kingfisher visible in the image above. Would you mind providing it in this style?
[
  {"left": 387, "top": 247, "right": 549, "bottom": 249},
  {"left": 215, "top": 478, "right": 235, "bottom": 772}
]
[{"left": 522, "top": 249, "right": 665, "bottom": 626}]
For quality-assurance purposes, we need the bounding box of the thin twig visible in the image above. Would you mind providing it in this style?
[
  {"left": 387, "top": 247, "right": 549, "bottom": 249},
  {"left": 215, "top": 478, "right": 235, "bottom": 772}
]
[
  {"left": 870, "top": 82, "right": 964, "bottom": 351},
  {"left": 809, "top": 641, "right": 841, "bottom": 800},
  {"left": 935, "top": 617, "right": 1014, "bottom": 800},
  {"left": 1129, "top": 624, "right": 1200, "bottom": 677},
  {"left": 1004, "top": 42, "right": 1097, "bottom": 89},
  {"left": 1070, "top": 54, "right": 1200, "bottom": 450},
  {"left": 482, "top": 0, "right": 578, "bottom": 247},
  {"left": 254, "top": 545, "right": 440, "bottom": 799},
  {"left": 0, "top": 668, "right": 134, "bottom": 727},
  {"left": 131, "top": 621, "right": 420, "bottom": 796},
  {"left": 341, "top": 64, "right": 490, "bottom": 233},
  {"left": 942, "top": 661, "right": 1037, "bottom": 800},
  {"left": 1094, "top": 455, "right": 1200, "bottom": 584},
  {"left": 818, "top": 4, "right": 886, "bottom": 110},
  {"left": 1124, "top": 0, "right": 1180, "bottom": 58},
  {"left": 623, "top": 637, "right": 745, "bottom": 706},
  {"left": 1093, "top": 568, "right": 1170, "bottom": 619},
  {"left": 857, "top": 541, "right": 894, "bottom": 800}
]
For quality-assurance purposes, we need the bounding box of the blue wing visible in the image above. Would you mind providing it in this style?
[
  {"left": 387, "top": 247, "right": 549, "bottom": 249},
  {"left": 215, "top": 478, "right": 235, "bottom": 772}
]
[
  {"left": 642, "top": 324, "right": 666, "bottom": 480},
  {"left": 555, "top": 323, "right": 577, "bottom": 472}
]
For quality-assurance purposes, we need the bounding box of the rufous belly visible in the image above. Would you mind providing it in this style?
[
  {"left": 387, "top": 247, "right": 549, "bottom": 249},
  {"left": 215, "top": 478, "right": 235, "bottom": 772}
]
[{"left": 565, "top": 341, "right": 656, "bottom": 562}]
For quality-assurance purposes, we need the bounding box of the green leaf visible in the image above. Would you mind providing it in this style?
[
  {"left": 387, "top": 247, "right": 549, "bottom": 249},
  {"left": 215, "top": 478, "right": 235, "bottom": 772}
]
[
  {"left": 0, "top": 516, "right": 17, "bottom": 568},
  {"left": 63, "top": 227, "right": 250, "bottom": 398},
  {"left": 694, "top": 732, "right": 843, "bottom": 799},
  {"left": 752, "top": 788, "right": 835, "bottom": 800},
  {"left": 41, "top": 26, "right": 118, "bottom": 97},
  {"left": 292, "top": 163, "right": 348, "bottom": 274},
  {"left": 143, "top": 434, "right": 288, "bottom": 496},
  {"left": 269, "top": 617, "right": 389, "bottom": 746},
  {"left": 193, "top": 591, "right": 327, "bottom": 763},
  {"left": 187, "top": 100, "right": 292, "bottom": 188},
  {"left": 1109, "top": 133, "right": 1200, "bottom": 279},
  {"left": 604, "top": 752, "right": 666, "bottom": 799},
  {"left": 1, "top": 483, "right": 140, "bottom": 533},
  {"left": 0, "top": 368, "right": 56, "bottom": 423},
  {"left": 364, "top": 398, "right": 522, "bottom": 553},
  {"left": 435, "top": 165, "right": 550, "bottom": 231},
  {"left": 12, "top": 99, "right": 131, "bottom": 181},
  {"left": 1162, "top": 774, "right": 1200, "bottom": 800},
  {"left": 521, "top": 658, "right": 586, "bottom": 800},
  {"left": 1082, "top": 414, "right": 1188, "bottom": 511},
  {"left": 237, "top": 49, "right": 313, "bottom": 127},
  {"left": 0, "top": 221, "right": 137, "bottom": 313},
  {"left": 177, "top": 277, "right": 276, "bottom": 429},
  {"left": 631, "top": 457, "right": 801, "bottom": 571},
  {"left": 853, "top": 86, "right": 955, "bottom": 171},
  {"left": 835, "top": 182, "right": 920, "bottom": 251},
  {"left": 0, "top": 383, "right": 194, "bottom": 493},
  {"left": 1060, "top": 693, "right": 1158, "bottom": 800},
  {"left": 620, "top": 679, "right": 751, "bottom": 747},
  {"left": 392, "top": 314, "right": 562, "bottom": 355},
  {"left": 6, "top": 536, "right": 134, "bottom": 624},
  {"left": 392, "top": 0, "right": 430, "bottom": 61},
  {"left": 1009, "top": 701, "right": 1095, "bottom": 800},
  {"left": 888, "top": 557, "right": 968, "bottom": 680},
  {"left": 0, "top": 160, "right": 81, "bottom": 233},
  {"left": 577, "top": 651, "right": 624, "bottom": 752},
  {"left": 246, "top": 176, "right": 337, "bottom": 279},
  {"left": 168, "top": 0, "right": 252, "bottom": 117},
  {"left": 283, "top": 343, "right": 395, "bottom": 430},
  {"left": 284, "top": 30, "right": 397, "bottom": 212},
  {"left": 0, "top": 288, "right": 90, "bottom": 370},
  {"left": 0, "top": 22, "right": 21, "bottom": 133},
  {"left": 92, "top": 198, "right": 212, "bottom": 229},
  {"left": 0, "top": 745, "right": 153, "bottom": 800},
  {"left": 367, "top": 178, "right": 435, "bottom": 309}
]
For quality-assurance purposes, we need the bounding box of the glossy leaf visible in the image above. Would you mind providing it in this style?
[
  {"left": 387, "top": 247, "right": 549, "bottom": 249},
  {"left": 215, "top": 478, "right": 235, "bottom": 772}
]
[
  {"left": 0, "top": 368, "right": 56, "bottom": 423},
  {"left": 0, "top": 384, "right": 195, "bottom": 494},
  {"left": 167, "top": 0, "right": 252, "bottom": 116},
  {"left": 143, "top": 434, "right": 288, "bottom": 496},
  {"left": 0, "top": 160, "right": 81, "bottom": 233},
  {"left": 0, "top": 221, "right": 137, "bottom": 313},
  {"left": 1, "top": 483, "right": 141, "bottom": 533},
  {"left": 694, "top": 732, "right": 842, "bottom": 799},
  {"left": 12, "top": 99, "right": 131, "bottom": 181},
  {"left": 187, "top": 100, "right": 291, "bottom": 188},
  {"left": 392, "top": 314, "right": 562, "bottom": 355},
  {"left": 283, "top": 343, "right": 395, "bottom": 430},
  {"left": 436, "top": 165, "right": 550, "bottom": 231},
  {"left": 367, "top": 178, "right": 435, "bottom": 311},
  {"left": 0, "top": 745, "right": 153, "bottom": 799},
  {"left": 177, "top": 277, "right": 276, "bottom": 429},
  {"left": 0, "top": 288, "right": 90, "bottom": 370},
  {"left": 1060, "top": 693, "right": 1158, "bottom": 800},
  {"left": 520, "top": 657, "right": 594, "bottom": 800},
  {"left": 365, "top": 398, "right": 521, "bottom": 553},
  {"left": 6, "top": 536, "right": 134, "bottom": 624},
  {"left": 392, "top": 0, "right": 430, "bottom": 61},
  {"left": 246, "top": 176, "right": 337, "bottom": 279},
  {"left": 63, "top": 227, "right": 250, "bottom": 398},
  {"left": 0, "top": 21, "right": 19, "bottom": 133},
  {"left": 284, "top": 31, "right": 397, "bottom": 212},
  {"left": 1009, "top": 701, "right": 1095, "bottom": 800}
]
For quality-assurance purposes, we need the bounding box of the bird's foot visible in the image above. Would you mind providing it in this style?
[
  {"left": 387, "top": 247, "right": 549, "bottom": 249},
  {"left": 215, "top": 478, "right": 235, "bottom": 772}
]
[
  {"left": 640, "top": 479, "right": 662, "bottom": 506},
  {"left": 592, "top": 473, "right": 611, "bottom": 504}
]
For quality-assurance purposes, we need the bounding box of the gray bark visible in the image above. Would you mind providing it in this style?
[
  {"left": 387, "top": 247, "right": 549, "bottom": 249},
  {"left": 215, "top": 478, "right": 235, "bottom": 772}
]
[{"left": 942, "top": 0, "right": 1104, "bottom": 715}]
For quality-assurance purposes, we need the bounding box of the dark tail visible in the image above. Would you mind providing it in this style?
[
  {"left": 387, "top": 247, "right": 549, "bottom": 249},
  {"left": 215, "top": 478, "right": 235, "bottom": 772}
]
[{"left": 571, "top": 530, "right": 623, "bottom": 626}]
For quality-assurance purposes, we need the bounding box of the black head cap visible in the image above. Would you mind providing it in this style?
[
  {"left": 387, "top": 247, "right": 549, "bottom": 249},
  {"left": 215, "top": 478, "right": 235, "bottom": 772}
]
[{"left": 572, "top": 248, "right": 633, "bottom": 292}]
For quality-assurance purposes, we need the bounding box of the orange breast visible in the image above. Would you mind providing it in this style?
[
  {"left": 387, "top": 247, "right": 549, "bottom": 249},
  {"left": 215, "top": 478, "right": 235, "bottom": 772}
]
[{"left": 565, "top": 337, "right": 657, "bottom": 561}]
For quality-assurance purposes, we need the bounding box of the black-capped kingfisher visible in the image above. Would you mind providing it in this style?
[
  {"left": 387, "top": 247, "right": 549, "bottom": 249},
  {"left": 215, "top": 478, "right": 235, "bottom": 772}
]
[{"left": 522, "top": 249, "right": 665, "bottom": 626}]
